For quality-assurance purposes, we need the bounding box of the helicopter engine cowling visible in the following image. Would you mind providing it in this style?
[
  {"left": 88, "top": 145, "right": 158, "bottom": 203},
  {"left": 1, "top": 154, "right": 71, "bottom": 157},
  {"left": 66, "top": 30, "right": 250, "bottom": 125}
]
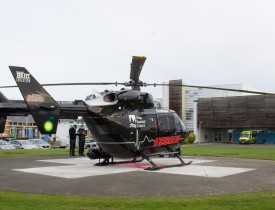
[
  {"left": 84, "top": 92, "right": 118, "bottom": 107},
  {"left": 116, "top": 89, "right": 155, "bottom": 109},
  {"left": 103, "top": 92, "right": 117, "bottom": 103},
  {"left": 87, "top": 148, "right": 110, "bottom": 160}
]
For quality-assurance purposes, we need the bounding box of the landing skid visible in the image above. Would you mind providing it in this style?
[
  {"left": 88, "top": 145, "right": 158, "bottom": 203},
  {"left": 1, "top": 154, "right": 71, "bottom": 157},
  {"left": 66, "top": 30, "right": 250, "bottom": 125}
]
[
  {"left": 143, "top": 153, "right": 192, "bottom": 171},
  {"left": 94, "top": 158, "right": 110, "bottom": 166},
  {"left": 94, "top": 157, "right": 144, "bottom": 166},
  {"left": 94, "top": 153, "right": 192, "bottom": 171}
]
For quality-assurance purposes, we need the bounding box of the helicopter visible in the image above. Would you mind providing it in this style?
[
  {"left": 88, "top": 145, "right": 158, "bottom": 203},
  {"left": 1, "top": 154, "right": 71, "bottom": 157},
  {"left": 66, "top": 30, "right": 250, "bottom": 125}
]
[{"left": 1, "top": 56, "right": 274, "bottom": 170}]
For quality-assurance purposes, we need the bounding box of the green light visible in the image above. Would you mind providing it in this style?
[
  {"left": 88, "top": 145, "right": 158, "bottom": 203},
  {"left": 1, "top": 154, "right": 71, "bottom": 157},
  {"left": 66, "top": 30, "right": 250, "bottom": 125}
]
[{"left": 44, "top": 121, "right": 54, "bottom": 132}]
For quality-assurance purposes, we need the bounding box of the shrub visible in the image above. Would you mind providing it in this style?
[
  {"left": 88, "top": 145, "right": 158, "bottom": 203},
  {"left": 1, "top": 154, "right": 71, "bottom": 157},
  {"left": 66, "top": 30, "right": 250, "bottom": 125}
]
[{"left": 185, "top": 132, "right": 196, "bottom": 144}]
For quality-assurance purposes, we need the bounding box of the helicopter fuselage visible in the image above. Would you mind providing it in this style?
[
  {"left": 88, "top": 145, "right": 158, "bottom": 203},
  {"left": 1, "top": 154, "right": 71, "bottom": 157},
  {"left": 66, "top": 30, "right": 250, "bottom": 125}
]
[{"left": 83, "top": 89, "right": 188, "bottom": 159}]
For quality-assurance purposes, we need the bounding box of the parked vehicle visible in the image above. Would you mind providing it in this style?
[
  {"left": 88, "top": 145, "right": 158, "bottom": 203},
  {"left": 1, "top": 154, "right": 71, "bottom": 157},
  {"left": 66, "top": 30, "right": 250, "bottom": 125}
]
[
  {"left": 53, "top": 137, "right": 67, "bottom": 148},
  {"left": 0, "top": 140, "right": 16, "bottom": 149},
  {"left": 239, "top": 130, "right": 257, "bottom": 144},
  {"left": 2, "top": 138, "right": 16, "bottom": 143},
  {"left": 28, "top": 138, "right": 50, "bottom": 149},
  {"left": 54, "top": 123, "right": 70, "bottom": 148},
  {"left": 10, "top": 140, "right": 38, "bottom": 149}
]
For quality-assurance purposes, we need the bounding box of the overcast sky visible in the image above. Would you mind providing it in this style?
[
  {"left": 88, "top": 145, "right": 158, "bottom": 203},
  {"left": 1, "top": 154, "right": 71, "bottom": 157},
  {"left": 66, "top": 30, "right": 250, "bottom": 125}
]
[{"left": 1, "top": 0, "right": 275, "bottom": 100}]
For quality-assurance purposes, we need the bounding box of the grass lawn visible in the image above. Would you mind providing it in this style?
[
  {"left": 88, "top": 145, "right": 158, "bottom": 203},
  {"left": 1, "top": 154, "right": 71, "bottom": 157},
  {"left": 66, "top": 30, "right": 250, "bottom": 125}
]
[
  {"left": 0, "top": 148, "right": 69, "bottom": 158},
  {"left": 181, "top": 144, "right": 275, "bottom": 160},
  {"left": 1, "top": 144, "right": 275, "bottom": 161},
  {"left": 0, "top": 190, "right": 275, "bottom": 210}
]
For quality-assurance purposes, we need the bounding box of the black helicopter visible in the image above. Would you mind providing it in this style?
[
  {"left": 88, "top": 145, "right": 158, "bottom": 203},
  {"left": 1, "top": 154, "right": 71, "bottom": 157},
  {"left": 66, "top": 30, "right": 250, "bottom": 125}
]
[{"left": 1, "top": 56, "right": 274, "bottom": 170}]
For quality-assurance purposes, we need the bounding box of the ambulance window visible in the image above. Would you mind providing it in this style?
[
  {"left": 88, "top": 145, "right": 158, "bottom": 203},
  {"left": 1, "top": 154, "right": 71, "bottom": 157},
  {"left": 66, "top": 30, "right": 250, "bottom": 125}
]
[
  {"left": 180, "top": 121, "right": 187, "bottom": 133},
  {"left": 145, "top": 115, "right": 157, "bottom": 132},
  {"left": 173, "top": 113, "right": 187, "bottom": 133},
  {"left": 158, "top": 114, "right": 174, "bottom": 132},
  {"left": 173, "top": 113, "right": 181, "bottom": 132}
]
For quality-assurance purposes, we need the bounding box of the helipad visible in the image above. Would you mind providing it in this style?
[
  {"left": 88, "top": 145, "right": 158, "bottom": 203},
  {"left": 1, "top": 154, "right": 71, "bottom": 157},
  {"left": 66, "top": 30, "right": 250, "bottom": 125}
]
[
  {"left": 14, "top": 157, "right": 254, "bottom": 179},
  {"left": 0, "top": 156, "right": 274, "bottom": 196}
]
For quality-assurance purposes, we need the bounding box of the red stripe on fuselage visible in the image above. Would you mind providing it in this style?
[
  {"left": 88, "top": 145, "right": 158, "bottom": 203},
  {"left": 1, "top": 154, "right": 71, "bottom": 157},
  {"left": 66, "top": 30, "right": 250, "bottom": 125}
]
[{"left": 153, "top": 135, "right": 181, "bottom": 146}]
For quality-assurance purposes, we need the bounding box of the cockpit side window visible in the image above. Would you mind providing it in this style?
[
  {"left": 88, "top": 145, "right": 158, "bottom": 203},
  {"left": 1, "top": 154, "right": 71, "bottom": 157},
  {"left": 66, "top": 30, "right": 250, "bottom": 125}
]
[
  {"left": 144, "top": 115, "right": 157, "bottom": 132},
  {"left": 158, "top": 114, "right": 174, "bottom": 133},
  {"left": 173, "top": 113, "right": 187, "bottom": 133},
  {"left": 172, "top": 113, "right": 181, "bottom": 132}
]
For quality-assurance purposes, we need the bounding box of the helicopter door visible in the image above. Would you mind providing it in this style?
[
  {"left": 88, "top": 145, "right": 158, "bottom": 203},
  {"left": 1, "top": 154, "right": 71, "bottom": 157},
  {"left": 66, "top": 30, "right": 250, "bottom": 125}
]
[
  {"left": 158, "top": 114, "right": 174, "bottom": 137},
  {"left": 138, "top": 115, "right": 158, "bottom": 148}
]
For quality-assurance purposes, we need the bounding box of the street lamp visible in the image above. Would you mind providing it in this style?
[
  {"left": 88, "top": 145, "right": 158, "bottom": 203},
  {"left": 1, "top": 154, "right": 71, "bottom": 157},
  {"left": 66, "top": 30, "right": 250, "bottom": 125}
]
[{"left": 199, "top": 121, "right": 203, "bottom": 145}]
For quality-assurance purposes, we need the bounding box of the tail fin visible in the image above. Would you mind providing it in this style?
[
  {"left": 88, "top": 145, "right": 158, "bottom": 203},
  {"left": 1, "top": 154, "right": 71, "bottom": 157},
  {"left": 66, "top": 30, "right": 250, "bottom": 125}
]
[
  {"left": 9, "top": 66, "right": 60, "bottom": 134},
  {"left": 0, "top": 92, "right": 8, "bottom": 133}
]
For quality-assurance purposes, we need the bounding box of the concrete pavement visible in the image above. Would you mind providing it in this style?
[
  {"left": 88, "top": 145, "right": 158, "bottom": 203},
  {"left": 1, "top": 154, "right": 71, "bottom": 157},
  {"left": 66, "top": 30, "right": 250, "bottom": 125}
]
[{"left": 0, "top": 155, "right": 274, "bottom": 196}]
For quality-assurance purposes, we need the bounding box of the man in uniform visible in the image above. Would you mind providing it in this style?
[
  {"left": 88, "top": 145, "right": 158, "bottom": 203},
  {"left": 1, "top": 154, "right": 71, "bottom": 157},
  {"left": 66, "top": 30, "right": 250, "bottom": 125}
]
[
  {"left": 69, "top": 124, "right": 77, "bottom": 157},
  {"left": 77, "top": 124, "right": 86, "bottom": 156}
]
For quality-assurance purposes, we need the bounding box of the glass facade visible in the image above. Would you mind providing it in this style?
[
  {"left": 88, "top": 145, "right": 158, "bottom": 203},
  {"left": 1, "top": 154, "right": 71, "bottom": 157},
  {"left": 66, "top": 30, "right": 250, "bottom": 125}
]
[
  {"left": 168, "top": 81, "right": 202, "bottom": 131},
  {"left": 185, "top": 88, "right": 202, "bottom": 131}
]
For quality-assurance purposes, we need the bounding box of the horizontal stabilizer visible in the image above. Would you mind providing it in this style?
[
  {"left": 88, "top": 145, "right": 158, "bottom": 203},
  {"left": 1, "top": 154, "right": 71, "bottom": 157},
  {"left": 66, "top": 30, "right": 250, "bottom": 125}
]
[{"left": 0, "top": 92, "right": 8, "bottom": 102}]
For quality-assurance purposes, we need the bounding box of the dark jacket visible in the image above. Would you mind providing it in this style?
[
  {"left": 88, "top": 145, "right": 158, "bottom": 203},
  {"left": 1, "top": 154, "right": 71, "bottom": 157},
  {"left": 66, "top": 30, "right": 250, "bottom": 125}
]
[
  {"left": 69, "top": 127, "right": 77, "bottom": 140},
  {"left": 78, "top": 127, "right": 86, "bottom": 140}
]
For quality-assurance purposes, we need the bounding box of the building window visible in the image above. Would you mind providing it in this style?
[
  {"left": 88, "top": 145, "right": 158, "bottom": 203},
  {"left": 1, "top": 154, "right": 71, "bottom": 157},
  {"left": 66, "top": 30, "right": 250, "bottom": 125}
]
[{"left": 186, "top": 112, "right": 193, "bottom": 120}]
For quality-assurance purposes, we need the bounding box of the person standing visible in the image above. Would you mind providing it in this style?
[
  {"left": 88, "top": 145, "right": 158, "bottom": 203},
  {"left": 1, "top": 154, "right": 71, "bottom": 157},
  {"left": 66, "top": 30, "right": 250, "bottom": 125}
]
[
  {"left": 77, "top": 124, "right": 86, "bottom": 156},
  {"left": 69, "top": 124, "right": 77, "bottom": 157}
]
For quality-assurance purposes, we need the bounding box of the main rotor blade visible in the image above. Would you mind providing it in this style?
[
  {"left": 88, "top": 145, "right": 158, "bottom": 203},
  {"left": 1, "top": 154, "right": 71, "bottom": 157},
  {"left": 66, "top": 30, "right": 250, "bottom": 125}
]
[
  {"left": 130, "top": 56, "right": 146, "bottom": 85},
  {"left": 145, "top": 83, "right": 275, "bottom": 96},
  {"left": 1, "top": 81, "right": 274, "bottom": 96},
  {"left": 0, "top": 82, "right": 125, "bottom": 89}
]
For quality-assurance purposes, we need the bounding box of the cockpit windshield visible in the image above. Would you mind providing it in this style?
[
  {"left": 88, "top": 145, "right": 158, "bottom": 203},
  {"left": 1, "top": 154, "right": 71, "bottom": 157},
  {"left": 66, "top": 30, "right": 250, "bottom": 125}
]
[{"left": 172, "top": 113, "right": 187, "bottom": 133}]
